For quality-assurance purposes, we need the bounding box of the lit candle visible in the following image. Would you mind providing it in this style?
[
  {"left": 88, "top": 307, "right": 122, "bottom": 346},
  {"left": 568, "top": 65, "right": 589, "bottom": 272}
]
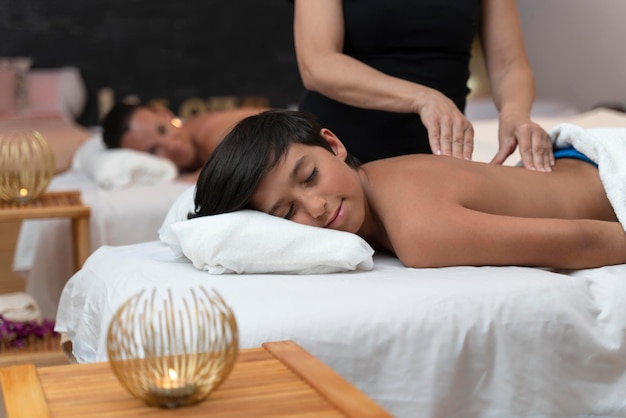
[{"left": 148, "top": 368, "right": 196, "bottom": 408}]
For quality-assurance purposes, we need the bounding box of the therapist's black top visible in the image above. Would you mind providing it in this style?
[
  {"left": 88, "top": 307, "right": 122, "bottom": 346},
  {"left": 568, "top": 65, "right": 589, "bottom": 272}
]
[{"left": 296, "top": 0, "right": 481, "bottom": 163}]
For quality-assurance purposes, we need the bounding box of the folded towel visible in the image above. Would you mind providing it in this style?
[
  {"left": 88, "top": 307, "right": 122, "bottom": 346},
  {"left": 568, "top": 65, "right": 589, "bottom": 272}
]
[
  {"left": 72, "top": 135, "right": 178, "bottom": 190},
  {"left": 159, "top": 186, "right": 375, "bottom": 274},
  {"left": 550, "top": 123, "right": 626, "bottom": 229},
  {"left": 0, "top": 292, "right": 42, "bottom": 323}
]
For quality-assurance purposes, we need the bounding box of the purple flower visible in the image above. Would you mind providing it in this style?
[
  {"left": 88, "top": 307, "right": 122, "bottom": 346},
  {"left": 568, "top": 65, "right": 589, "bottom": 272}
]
[{"left": 0, "top": 315, "right": 58, "bottom": 348}]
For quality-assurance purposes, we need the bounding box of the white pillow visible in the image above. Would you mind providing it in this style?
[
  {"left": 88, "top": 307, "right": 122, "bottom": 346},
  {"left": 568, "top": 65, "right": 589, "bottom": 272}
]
[
  {"left": 158, "top": 186, "right": 375, "bottom": 274},
  {"left": 159, "top": 185, "right": 196, "bottom": 237},
  {"left": 72, "top": 135, "right": 178, "bottom": 190}
]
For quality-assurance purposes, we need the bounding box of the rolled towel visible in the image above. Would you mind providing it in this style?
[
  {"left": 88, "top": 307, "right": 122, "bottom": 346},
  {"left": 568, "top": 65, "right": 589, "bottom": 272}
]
[
  {"left": 72, "top": 135, "right": 178, "bottom": 190},
  {"left": 0, "top": 292, "right": 42, "bottom": 323}
]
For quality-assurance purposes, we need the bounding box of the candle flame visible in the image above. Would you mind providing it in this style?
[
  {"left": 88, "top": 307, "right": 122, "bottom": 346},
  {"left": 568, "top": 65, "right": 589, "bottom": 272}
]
[
  {"left": 168, "top": 368, "right": 178, "bottom": 379},
  {"left": 171, "top": 118, "right": 182, "bottom": 128},
  {"left": 19, "top": 188, "right": 28, "bottom": 197}
]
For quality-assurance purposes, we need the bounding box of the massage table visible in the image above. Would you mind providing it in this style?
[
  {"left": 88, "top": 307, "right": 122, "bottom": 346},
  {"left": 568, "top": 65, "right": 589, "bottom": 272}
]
[{"left": 55, "top": 107, "right": 626, "bottom": 418}]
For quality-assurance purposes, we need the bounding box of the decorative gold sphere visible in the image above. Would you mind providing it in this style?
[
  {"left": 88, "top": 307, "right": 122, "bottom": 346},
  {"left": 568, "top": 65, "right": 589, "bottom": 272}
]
[
  {"left": 0, "top": 130, "right": 55, "bottom": 204},
  {"left": 106, "top": 287, "right": 239, "bottom": 409}
]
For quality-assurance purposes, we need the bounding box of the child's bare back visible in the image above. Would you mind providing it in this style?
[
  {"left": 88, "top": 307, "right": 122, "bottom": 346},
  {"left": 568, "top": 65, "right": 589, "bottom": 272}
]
[{"left": 361, "top": 154, "right": 621, "bottom": 268}]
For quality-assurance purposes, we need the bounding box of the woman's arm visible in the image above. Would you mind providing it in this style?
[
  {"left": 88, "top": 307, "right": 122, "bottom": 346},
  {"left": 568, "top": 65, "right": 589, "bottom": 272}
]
[
  {"left": 293, "top": 0, "right": 473, "bottom": 159},
  {"left": 481, "top": 0, "right": 553, "bottom": 172},
  {"left": 392, "top": 205, "right": 626, "bottom": 269}
]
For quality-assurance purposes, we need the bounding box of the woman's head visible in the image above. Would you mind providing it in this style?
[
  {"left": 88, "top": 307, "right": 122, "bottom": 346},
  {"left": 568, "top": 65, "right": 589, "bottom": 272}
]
[
  {"left": 190, "top": 110, "right": 361, "bottom": 220},
  {"left": 102, "top": 103, "right": 140, "bottom": 149},
  {"left": 102, "top": 102, "right": 198, "bottom": 172}
]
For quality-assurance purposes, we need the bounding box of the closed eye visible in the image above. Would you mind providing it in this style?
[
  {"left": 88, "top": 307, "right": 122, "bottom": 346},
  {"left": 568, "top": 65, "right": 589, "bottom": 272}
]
[
  {"left": 284, "top": 204, "right": 295, "bottom": 220},
  {"left": 304, "top": 168, "right": 318, "bottom": 185}
]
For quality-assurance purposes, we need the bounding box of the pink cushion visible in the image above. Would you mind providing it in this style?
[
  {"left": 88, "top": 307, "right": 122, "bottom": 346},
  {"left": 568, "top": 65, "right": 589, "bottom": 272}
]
[
  {"left": 27, "top": 71, "right": 60, "bottom": 112},
  {"left": 21, "top": 67, "right": 86, "bottom": 119},
  {"left": 0, "top": 68, "right": 16, "bottom": 117},
  {"left": 0, "top": 63, "right": 86, "bottom": 121}
]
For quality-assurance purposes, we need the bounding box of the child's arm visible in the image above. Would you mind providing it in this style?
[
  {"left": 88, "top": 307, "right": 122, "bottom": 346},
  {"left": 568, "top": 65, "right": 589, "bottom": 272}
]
[{"left": 390, "top": 206, "right": 626, "bottom": 269}]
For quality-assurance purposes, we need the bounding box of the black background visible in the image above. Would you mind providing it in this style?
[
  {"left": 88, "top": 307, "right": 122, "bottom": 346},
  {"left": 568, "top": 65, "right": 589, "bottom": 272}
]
[{"left": 0, "top": 0, "right": 303, "bottom": 125}]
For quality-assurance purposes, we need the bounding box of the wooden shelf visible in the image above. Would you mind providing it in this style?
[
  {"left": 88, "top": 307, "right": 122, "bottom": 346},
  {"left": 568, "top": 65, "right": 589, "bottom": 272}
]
[
  {"left": 0, "top": 190, "right": 90, "bottom": 272},
  {"left": 0, "top": 191, "right": 89, "bottom": 222}
]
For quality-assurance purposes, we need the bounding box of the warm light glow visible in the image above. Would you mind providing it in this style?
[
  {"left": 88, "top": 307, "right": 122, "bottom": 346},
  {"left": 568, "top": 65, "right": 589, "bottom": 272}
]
[
  {"left": 0, "top": 131, "right": 54, "bottom": 204},
  {"left": 171, "top": 118, "right": 183, "bottom": 128},
  {"left": 106, "top": 287, "right": 238, "bottom": 408}
]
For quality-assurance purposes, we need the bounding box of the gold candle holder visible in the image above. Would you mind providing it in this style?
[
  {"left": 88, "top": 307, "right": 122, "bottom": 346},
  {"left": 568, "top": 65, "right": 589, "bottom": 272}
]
[
  {"left": 0, "top": 130, "right": 55, "bottom": 204},
  {"left": 106, "top": 287, "right": 239, "bottom": 409}
]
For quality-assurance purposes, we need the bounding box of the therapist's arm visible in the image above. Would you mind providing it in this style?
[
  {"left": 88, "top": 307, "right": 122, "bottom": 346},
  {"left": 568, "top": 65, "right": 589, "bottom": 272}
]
[{"left": 293, "top": 0, "right": 474, "bottom": 159}]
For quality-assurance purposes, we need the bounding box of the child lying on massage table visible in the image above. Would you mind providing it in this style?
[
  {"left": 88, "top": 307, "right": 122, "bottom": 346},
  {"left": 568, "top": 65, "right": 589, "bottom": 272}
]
[{"left": 190, "top": 109, "right": 626, "bottom": 270}]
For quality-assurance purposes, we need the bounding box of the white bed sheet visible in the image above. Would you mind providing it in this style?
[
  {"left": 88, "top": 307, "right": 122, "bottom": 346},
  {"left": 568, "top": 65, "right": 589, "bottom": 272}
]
[
  {"left": 14, "top": 171, "right": 190, "bottom": 320},
  {"left": 56, "top": 241, "right": 626, "bottom": 418}
]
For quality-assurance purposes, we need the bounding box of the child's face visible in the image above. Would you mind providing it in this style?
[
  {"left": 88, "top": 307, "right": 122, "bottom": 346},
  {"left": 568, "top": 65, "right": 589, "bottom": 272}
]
[{"left": 250, "top": 129, "right": 366, "bottom": 233}]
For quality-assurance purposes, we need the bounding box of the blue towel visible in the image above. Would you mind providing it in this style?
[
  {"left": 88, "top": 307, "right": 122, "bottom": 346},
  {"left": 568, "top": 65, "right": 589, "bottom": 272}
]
[{"left": 553, "top": 146, "right": 597, "bottom": 167}]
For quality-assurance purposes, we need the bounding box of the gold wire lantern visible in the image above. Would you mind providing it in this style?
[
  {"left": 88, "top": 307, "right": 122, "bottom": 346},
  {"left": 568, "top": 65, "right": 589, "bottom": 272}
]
[
  {"left": 106, "top": 287, "right": 239, "bottom": 409},
  {"left": 0, "top": 130, "right": 55, "bottom": 204}
]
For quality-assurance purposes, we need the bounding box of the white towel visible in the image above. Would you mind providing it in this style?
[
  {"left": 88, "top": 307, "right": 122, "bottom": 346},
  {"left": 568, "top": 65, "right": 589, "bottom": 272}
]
[
  {"left": 159, "top": 187, "right": 374, "bottom": 274},
  {"left": 550, "top": 123, "right": 626, "bottom": 229},
  {"left": 0, "top": 292, "right": 42, "bottom": 323},
  {"left": 71, "top": 135, "right": 178, "bottom": 190}
]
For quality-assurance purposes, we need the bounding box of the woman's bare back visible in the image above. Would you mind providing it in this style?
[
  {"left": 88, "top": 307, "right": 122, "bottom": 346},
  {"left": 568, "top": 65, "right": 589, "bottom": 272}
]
[{"left": 188, "top": 108, "right": 270, "bottom": 163}]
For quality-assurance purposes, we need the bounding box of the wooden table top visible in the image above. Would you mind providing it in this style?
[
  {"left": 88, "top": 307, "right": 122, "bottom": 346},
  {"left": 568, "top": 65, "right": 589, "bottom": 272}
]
[
  {"left": 0, "top": 190, "right": 90, "bottom": 221},
  {"left": 0, "top": 340, "right": 391, "bottom": 418}
]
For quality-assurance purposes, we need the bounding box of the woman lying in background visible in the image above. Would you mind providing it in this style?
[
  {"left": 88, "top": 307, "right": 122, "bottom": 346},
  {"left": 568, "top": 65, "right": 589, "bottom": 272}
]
[
  {"left": 101, "top": 102, "right": 268, "bottom": 179},
  {"left": 190, "top": 110, "right": 626, "bottom": 270}
]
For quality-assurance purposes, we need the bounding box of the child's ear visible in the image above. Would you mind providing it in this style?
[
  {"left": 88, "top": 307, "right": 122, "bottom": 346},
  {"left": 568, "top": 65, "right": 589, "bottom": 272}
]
[{"left": 320, "top": 128, "right": 348, "bottom": 161}]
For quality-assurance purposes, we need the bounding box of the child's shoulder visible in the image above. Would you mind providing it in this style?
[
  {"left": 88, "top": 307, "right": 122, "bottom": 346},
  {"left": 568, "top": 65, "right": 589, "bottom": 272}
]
[{"left": 362, "top": 154, "right": 429, "bottom": 173}]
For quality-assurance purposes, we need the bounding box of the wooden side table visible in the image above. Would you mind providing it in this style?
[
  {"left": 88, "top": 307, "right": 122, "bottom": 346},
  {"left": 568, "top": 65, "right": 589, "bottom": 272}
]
[
  {"left": 0, "top": 191, "right": 90, "bottom": 272},
  {"left": 0, "top": 340, "right": 392, "bottom": 418}
]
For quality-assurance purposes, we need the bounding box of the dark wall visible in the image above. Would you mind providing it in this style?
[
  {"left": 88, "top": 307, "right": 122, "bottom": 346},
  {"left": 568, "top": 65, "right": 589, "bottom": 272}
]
[{"left": 0, "top": 0, "right": 303, "bottom": 126}]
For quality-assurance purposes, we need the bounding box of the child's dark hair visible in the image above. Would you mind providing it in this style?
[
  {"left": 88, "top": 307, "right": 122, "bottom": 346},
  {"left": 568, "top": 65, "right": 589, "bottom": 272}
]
[{"left": 190, "top": 109, "right": 360, "bottom": 218}]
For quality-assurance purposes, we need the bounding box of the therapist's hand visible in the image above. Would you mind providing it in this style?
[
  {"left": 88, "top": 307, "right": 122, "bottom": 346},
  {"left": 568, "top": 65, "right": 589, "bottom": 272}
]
[
  {"left": 492, "top": 114, "right": 553, "bottom": 171},
  {"left": 417, "top": 88, "right": 474, "bottom": 160}
]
